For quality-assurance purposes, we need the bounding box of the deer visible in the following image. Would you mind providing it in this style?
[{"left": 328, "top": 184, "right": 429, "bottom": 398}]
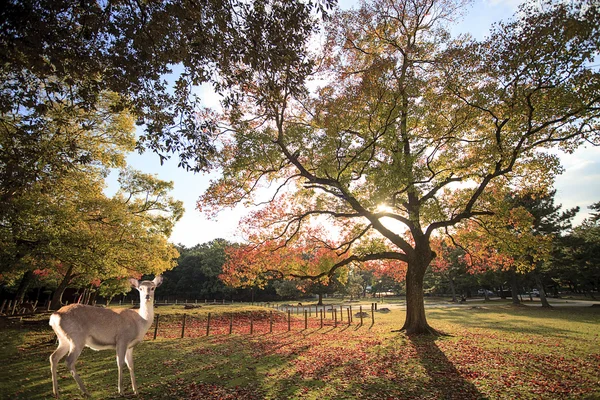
[{"left": 49, "top": 276, "right": 162, "bottom": 397}]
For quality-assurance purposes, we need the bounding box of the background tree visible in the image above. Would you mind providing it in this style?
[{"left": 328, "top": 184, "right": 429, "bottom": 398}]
[
  {"left": 200, "top": 0, "right": 600, "bottom": 333},
  {"left": 508, "top": 190, "right": 578, "bottom": 306},
  {"left": 97, "top": 278, "right": 132, "bottom": 306},
  {"left": 0, "top": 90, "right": 182, "bottom": 308},
  {"left": 343, "top": 270, "right": 366, "bottom": 300},
  {"left": 0, "top": 92, "right": 134, "bottom": 273},
  {"left": 47, "top": 169, "right": 183, "bottom": 309},
  {"left": 550, "top": 202, "right": 600, "bottom": 298},
  {"left": 272, "top": 280, "right": 305, "bottom": 300},
  {"left": 429, "top": 240, "right": 471, "bottom": 302},
  {"left": 158, "top": 239, "right": 234, "bottom": 301}
]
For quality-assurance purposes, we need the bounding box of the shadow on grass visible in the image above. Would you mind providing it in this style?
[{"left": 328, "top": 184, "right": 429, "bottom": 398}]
[{"left": 408, "top": 334, "right": 483, "bottom": 400}]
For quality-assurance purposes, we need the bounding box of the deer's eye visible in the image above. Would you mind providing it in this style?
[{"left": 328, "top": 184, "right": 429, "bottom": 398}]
[{"left": 151, "top": 288, "right": 155, "bottom": 291}]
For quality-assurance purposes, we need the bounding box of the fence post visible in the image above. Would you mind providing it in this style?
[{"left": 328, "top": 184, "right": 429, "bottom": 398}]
[
  {"left": 304, "top": 309, "right": 308, "bottom": 330},
  {"left": 334, "top": 308, "right": 337, "bottom": 328},
  {"left": 320, "top": 309, "right": 323, "bottom": 329},
  {"left": 206, "top": 312, "right": 211, "bottom": 336},
  {"left": 350, "top": 306, "right": 353, "bottom": 323},
  {"left": 181, "top": 314, "right": 187, "bottom": 338},
  {"left": 340, "top": 305, "right": 343, "bottom": 322},
  {"left": 360, "top": 306, "right": 363, "bottom": 326},
  {"left": 229, "top": 314, "right": 233, "bottom": 335},
  {"left": 270, "top": 311, "right": 273, "bottom": 333},
  {"left": 347, "top": 308, "right": 351, "bottom": 325},
  {"left": 153, "top": 314, "right": 160, "bottom": 340},
  {"left": 371, "top": 304, "right": 375, "bottom": 326},
  {"left": 287, "top": 310, "right": 291, "bottom": 332},
  {"left": 250, "top": 314, "right": 254, "bottom": 335}
]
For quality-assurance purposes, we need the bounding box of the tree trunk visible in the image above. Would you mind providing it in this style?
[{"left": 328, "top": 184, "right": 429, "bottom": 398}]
[
  {"left": 317, "top": 292, "right": 323, "bottom": 306},
  {"left": 401, "top": 259, "right": 435, "bottom": 335},
  {"left": 499, "top": 284, "right": 506, "bottom": 299},
  {"left": 50, "top": 265, "right": 74, "bottom": 310},
  {"left": 510, "top": 271, "right": 520, "bottom": 305},
  {"left": 534, "top": 274, "right": 551, "bottom": 308},
  {"left": 14, "top": 270, "right": 34, "bottom": 304},
  {"left": 447, "top": 274, "right": 457, "bottom": 303}
]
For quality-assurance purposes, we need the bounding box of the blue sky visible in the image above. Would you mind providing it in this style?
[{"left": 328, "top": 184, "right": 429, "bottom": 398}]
[{"left": 110, "top": 0, "right": 600, "bottom": 247}]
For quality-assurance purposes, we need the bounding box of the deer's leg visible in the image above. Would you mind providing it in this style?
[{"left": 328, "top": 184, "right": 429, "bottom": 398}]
[
  {"left": 65, "top": 343, "right": 88, "bottom": 396},
  {"left": 125, "top": 347, "right": 138, "bottom": 394},
  {"left": 116, "top": 343, "right": 127, "bottom": 394},
  {"left": 50, "top": 340, "right": 69, "bottom": 398}
]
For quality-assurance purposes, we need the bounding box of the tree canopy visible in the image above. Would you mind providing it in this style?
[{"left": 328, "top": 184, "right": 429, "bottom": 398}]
[{"left": 1, "top": 0, "right": 335, "bottom": 171}]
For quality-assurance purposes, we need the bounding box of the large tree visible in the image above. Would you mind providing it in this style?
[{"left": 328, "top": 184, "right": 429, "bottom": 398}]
[{"left": 200, "top": 0, "right": 600, "bottom": 334}]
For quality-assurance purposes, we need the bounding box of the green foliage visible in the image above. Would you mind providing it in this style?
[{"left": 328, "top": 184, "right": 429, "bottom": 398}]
[
  {"left": 549, "top": 202, "right": 600, "bottom": 293},
  {"left": 0, "top": 0, "right": 335, "bottom": 171},
  {"left": 272, "top": 280, "right": 304, "bottom": 299},
  {"left": 0, "top": 88, "right": 182, "bottom": 302},
  {"left": 158, "top": 239, "right": 235, "bottom": 300}
]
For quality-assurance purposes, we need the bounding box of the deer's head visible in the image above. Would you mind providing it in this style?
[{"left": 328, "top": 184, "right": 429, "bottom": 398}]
[{"left": 129, "top": 276, "right": 163, "bottom": 302}]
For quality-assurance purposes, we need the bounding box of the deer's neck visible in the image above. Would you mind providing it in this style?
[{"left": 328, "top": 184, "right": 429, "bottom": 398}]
[{"left": 137, "top": 300, "right": 154, "bottom": 324}]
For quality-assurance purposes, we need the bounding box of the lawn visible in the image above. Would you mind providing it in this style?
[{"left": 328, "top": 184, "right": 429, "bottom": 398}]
[{"left": 1, "top": 303, "right": 598, "bottom": 399}]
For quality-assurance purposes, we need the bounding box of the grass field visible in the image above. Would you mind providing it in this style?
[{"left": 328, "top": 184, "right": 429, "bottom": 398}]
[{"left": 1, "top": 302, "right": 599, "bottom": 399}]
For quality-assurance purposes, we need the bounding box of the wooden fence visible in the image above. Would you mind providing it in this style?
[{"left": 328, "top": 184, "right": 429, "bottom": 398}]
[{"left": 148, "top": 303, "right": 379, "bottom": 340}]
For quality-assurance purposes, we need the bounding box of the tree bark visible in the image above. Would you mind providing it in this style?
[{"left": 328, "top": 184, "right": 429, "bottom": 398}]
[
  {"left": 50, "top": 265, "right": 74, "bottom": 310},
  {"left": 534, "top": 274, "right": 551, "bottom": 308},
  {"left": 499, "top": 284, "right": 507, "bottom": 299},
  {"left": 510, "top": 270, "right": 521, "bottom": 305},
  {"left": 401, "top": 255, "right": 436, "bottom": 335},
  {"left": 14, "top": 270, "right": 34, "bottom": 304},
  {"left": 317, "top": 292, "right": 323, "bottom": 306},
  {"left": 447, "top": 273, "right": 457, "bottom": 303}
]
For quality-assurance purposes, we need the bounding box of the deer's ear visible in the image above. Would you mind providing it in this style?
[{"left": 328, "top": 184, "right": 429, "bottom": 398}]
[
  {"left": 129, "top": 278, "right": 140, "bottom": 289},
  {"left": 153, "top": 275, "right": 163, "bottom": 288}
]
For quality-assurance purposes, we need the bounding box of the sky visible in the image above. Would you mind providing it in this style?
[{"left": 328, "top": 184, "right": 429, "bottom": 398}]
[{"left": 109, "top": 0, "right": 600, "bottom": 247}]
